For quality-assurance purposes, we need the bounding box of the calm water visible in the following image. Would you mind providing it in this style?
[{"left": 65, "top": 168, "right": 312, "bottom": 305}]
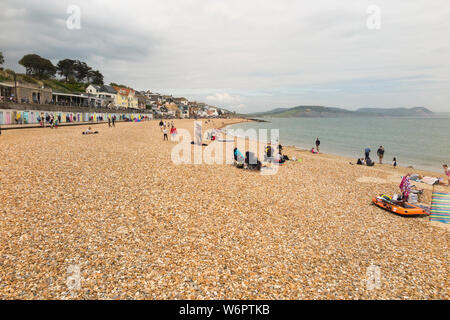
[{"left": 228, "top": 117, "right": 450, "bottom": 173}]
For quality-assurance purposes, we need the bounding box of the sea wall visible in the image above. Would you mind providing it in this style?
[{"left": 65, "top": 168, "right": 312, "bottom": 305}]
[{"left": 0, "top": 102, "right": 152, "bottom": 125}]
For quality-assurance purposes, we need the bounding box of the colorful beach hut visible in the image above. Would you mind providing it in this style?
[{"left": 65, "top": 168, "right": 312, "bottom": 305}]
[{"left": 430, "top": 192, "right": 450, "bottom": 223}]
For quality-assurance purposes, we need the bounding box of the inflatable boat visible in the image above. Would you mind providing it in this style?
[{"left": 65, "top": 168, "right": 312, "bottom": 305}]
[{"left": 372, "top": 195, "right": 428, "bottom": 217}]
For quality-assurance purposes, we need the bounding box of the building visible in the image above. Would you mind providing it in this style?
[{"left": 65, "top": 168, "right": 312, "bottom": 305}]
[
  {"left": 113, "top": 86, "right": 138, "bottom": 109},
  {"left": 85, "top": 85, "right": 117, "bottom": 108},
  {"left": 86, "top": 84, "right": 101, "bottom": 95},
  {"left": 0, "top": 81, "right": 52, "bottom": 104},
  {"left": 173, "top": 97, "right": 189, "bottom": 106},
  {"left": 52, "top": 92, "right": 89, "bottom": 107},
  {"left": 135, "top": 92, "right": 151, "bottom": 110}
]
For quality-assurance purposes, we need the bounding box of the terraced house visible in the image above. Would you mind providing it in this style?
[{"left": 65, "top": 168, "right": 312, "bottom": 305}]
[{"left": 113, "top": 86, "right": 138, "bottom": 109}]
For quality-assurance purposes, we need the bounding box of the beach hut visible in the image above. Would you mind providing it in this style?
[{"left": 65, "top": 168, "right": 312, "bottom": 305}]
[
  {"left": 5, "top": 111, "right": 11, "bottom": 124},
  {"left": 29, "top": 111, "right": 36, "bottom": 123}
]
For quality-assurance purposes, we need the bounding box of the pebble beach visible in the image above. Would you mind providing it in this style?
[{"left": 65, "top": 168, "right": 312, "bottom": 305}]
[{"left": 0, "top": 119, "right": 448, "bottom": 300}]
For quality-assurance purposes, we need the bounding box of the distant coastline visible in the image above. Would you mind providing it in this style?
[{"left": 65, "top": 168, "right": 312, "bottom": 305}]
[{"left": 248, "top": 105, "right": 435, "bottom": 118}]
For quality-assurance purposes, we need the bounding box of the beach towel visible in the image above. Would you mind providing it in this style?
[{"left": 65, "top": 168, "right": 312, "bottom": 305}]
[
  {"left": 420, "top": 176, "right": 439, "bottom": 185},
  {"left": 430, "top": 192, "right": 450, "bottom": 223}
]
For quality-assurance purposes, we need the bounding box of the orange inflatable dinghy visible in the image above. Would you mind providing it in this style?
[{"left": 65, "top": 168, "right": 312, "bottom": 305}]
[{"left": 372, "top": 196, "right": 428, "bottom": 217}]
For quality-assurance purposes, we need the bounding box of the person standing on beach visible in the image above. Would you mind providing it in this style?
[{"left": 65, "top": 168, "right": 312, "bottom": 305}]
[
  {"left": 399, "top": 173, "right": 412, "bottom": 203},
  {"left": 377, "top": 146, "right": 385, "bottom": 164},
  {"left": 278, "top": 143, "right": 283, "bottom": 155},
  {"left": 393, "top": 157, "right": 397, "bottom": 168},
  {"left": 170, "top": 125, "right": 178, "bottom": 141},
  {"left": 365, "top": 147, "right": 371, "bottom": 160},
  {"left": 108, "top": 116, "right": 112, "bottom": 128},
  {"left": 112, "top": 115, "right": 116, "bottom": 127},
  {"left": 443, "top": 164, "right": 450, "bottom": 186},
  {"left": 163, "top": 127, "right": 168, "bottom": 141},
  {"left": 315, "top": 138, "right": 320, "bottom": 152}
]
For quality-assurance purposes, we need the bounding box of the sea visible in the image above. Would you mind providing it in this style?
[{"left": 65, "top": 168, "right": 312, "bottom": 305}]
[{"left": 227, "top": 117, "right": 450, "bottom": 173}]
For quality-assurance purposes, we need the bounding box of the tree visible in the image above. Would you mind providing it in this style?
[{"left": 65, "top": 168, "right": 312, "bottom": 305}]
[
  {"left": 110, "top": 82, "right": 129, "bottom": 88},
  {"left": 56, "top": 59, "right": 76, "bottom": 82},
  {"left": 89, "top": 70, "right": 104, "bottom": 85},
  {"left": 18, "top": 54, "right": 56, "bottom": 79},
  {"left": 74, "top": 60, "right": 92, "bottom": 82},
  {"left": 0, "top": 52, "right": 4, "bottom": 66}
]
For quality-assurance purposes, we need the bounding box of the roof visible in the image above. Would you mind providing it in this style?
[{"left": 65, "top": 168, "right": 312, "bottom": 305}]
[
  {"left": 101, "top": 85, "right": 117, "bottom": 94},
  {"left": 113, "top": 86, "right": 135, "bottom": 96}
]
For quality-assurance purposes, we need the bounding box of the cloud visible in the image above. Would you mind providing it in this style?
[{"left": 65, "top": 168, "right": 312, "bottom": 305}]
[
  {"left": 0, "top": 0, "right": 449, "bottom": 112},
  {"left": 206, "top": 93, "right": 241, "bottom": 104}
]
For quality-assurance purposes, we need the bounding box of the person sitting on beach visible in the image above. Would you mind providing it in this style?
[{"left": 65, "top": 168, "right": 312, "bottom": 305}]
[
  {"left": 366, "top": 157, "right": 375, "bottom": 167},
  {"left": 273, "top": 152, "right": 286, "bottom": 165},
  {"left": 245, "top": 151, "right": 262, "bottom": 171},
  {"left": 311, "top": 148, "right": 319, "bottom": 154},
  {"left": 82, "top": 127, "right": 99, "bottom": 135},
  {"left": 356, "top": 158, "right": 365, "bottom": 165}
]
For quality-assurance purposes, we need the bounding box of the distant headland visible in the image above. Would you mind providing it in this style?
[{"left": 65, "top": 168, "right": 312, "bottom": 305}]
[{"left": 247, "top": 106, "right": 434, "bottom": 118}]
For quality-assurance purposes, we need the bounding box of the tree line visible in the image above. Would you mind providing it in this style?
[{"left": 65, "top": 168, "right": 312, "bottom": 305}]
[{"left": 12, "top": 53, "right": 104, "bottom": 85}]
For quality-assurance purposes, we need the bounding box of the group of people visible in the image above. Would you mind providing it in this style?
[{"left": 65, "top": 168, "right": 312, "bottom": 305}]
[
  {"left": 265, "top": 143, "right": 287, "bottom": 164},
  {"left": 357, "top": 146, "right": 391, "bottom": 167},
  {"left": 107, "top": 116, "right": 116, "bottom": 128},
  {"left": 159, "top": 120, "right": 177, "bottom": 141},
  {"left": 37, "top": 114, "right": 60, "bottom": 129}
]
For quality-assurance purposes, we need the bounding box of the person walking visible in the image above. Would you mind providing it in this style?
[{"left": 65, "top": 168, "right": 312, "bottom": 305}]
[
  {"left": 163, "top": 127, "right": 168, "bottom": 141},
  {"left": 108, "top": 117, "right": 112, "bottom": 128},
  {"left": 393, "top": 157, "right": 397, "bottom": 169},
  {"left": 170, "top": 125, "right": 178, "bottom": 141},
  {"left": 315, "top": 138, "right": 321, "bottom": 152},
  {"left": 377, "top": 146, "right": 385, "bottom": 164},
  {"left": 112, "top": 115, "right": 116, "bottom": 127},
  {"left": 443, "top": 164, "right": 450, "bottom": 186}
]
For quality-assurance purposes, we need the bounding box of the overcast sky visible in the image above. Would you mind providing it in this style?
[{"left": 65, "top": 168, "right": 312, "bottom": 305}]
[{"left": 1, "top": 0, "right": 449, "bottom": 112}]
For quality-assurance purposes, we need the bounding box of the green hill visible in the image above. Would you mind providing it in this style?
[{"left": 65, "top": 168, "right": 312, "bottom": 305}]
[
  {"left": 0, "top": 69, "right": 88, "bottom": 93},
  {"left": 248, "top": 105, "right": 434, "bottom": 118}
]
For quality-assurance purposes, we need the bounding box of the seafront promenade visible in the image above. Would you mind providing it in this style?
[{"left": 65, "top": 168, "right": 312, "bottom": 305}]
[{"left": 0, "top": 119, "right": 447, "bottom": 299}]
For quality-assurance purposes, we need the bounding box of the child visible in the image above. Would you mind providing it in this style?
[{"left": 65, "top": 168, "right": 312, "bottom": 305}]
[
  {"left": 443, "top": 164, "right": 449, "bottom": 186},
  {"left": 393, "top": 157, "right": 397, "bottom": 168}
]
